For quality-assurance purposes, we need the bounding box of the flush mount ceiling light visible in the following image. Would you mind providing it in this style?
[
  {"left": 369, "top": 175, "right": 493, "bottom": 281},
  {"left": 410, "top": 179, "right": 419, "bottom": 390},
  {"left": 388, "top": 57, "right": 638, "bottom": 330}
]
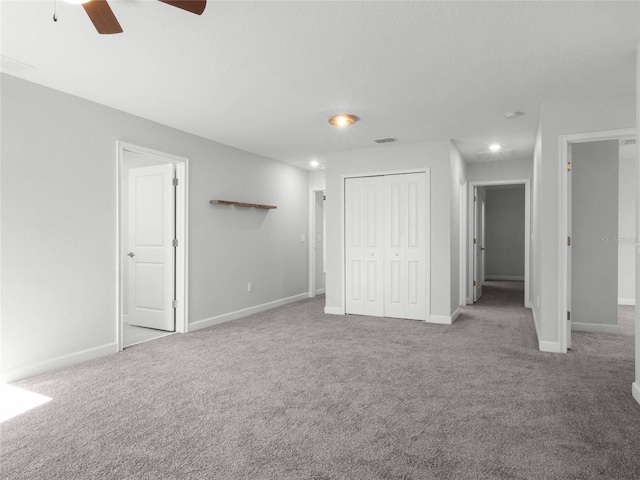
[
  {"left": 489, "top": 143, "right": 502, "bottom": 152},
  {"left": 310, "top": 160, "right": 320, "bottom": 168},
  {"left": 328, "top": 114, "right": 359, "bottom": 128}
]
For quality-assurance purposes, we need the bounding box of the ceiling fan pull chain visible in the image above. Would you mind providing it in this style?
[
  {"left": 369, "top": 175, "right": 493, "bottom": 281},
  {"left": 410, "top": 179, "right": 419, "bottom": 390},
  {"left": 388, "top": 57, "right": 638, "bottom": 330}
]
[{"left": 53, "top": 0, "right": 58, "bottom": 22}]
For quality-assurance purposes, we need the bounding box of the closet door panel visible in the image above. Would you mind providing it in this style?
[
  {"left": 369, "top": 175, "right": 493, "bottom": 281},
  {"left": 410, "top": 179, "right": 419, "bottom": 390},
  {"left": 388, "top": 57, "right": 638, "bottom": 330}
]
[
  {"left": 384, "top": 173, "right": 427, "bottom": 320},
  {"left": 345, "top": 176, "right": 384, "bottom": 316}
]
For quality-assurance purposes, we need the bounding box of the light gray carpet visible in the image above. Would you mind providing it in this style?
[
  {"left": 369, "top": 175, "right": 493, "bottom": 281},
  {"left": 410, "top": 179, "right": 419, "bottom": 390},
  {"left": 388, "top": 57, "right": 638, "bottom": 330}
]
[{"left": 2, "top": 281, "right": 639, "bottom": 479}]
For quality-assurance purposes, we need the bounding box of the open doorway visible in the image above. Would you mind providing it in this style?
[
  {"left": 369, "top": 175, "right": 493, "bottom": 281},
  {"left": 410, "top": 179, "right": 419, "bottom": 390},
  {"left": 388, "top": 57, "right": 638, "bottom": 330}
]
[
  {"left": 467, "top": 180, "right": 531, "bottom": 309},
  {"left": 560, "top": 129, "right": 636, "bottom": 351},
  {"left": 117, "top": 142, "right": 189, "bottom": 350}
]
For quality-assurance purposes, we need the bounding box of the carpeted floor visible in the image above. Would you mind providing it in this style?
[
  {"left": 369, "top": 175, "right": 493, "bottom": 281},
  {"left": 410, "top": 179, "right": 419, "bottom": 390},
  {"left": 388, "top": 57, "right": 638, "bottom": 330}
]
[{"left": 1, "top": 281, "right": 638, "bottom": 479}]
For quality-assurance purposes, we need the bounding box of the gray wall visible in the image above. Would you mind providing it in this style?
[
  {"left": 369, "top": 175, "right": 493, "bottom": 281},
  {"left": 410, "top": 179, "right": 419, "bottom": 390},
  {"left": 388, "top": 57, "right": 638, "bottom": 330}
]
[
  {"left": 1, "top": 74, "right": 309, "bottom": 380},
  {"left": 571, "top": 140, "right": 619, "bottom": 331},
  {"left": 618, "top": 143, "right": 636, "bottom": 304},
  {"left": 484, "top": 186, "right": 526, "bottom": 280}
]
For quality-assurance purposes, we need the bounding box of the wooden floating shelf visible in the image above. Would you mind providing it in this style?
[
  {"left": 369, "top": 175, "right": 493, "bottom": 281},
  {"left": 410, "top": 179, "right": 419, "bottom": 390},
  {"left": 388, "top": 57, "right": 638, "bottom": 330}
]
[{"left": 210, "top": 200, "right": 277, "bottom": 210}]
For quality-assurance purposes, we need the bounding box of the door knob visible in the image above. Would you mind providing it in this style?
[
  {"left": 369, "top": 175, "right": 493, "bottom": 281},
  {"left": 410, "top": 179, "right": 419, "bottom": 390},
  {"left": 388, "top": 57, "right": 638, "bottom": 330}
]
[{"left": 127, "top": 252, "right": 135, "bottom": 258}]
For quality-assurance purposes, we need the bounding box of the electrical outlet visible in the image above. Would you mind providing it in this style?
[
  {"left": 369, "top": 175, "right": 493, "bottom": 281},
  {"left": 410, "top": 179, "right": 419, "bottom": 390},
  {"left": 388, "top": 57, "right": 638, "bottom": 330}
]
[
  {"left": 247, "top": 282, "right": 253, "bottom": 293},
  {"left": 300, "top": 234, "right": 306, "bottom": 242}
]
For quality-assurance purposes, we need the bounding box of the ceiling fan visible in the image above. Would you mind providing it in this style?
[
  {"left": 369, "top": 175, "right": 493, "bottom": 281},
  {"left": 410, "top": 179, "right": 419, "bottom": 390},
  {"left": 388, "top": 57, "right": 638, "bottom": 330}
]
[{"left": 78, "top": 0, "right": 206, "bottom": 34}]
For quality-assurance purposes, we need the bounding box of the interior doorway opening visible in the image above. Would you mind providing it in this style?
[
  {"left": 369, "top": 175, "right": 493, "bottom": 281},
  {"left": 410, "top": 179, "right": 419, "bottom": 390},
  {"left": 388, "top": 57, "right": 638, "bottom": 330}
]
[
  {"left": 117, "top": 142, "right": 189, "bottom": 350},
  {"left": 467, "top": 180, "right": 531, "bottom": 309},
  {"left": 560, "top": 129, "right": 636, "bottom": 352}
]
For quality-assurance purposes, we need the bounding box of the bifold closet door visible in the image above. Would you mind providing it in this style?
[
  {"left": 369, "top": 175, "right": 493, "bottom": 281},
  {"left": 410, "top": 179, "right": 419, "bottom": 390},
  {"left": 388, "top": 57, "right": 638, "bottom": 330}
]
[
  {"left": 345, "top": 173, "right": 428, "bottom": 321},
  {"left": 384, "top": 172, "right": 427, "bottom": 320},
  {"left": 345, "top": 176, "right": 385, "bottom": 316}
]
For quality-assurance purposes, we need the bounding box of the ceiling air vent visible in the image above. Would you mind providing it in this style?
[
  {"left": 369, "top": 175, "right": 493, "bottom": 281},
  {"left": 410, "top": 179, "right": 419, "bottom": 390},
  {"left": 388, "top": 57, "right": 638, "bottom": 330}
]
[
  {"left": 620, "top": 138, "right": 636, "bottom": 146},
  {"left": 374, "top": 137, "right": 398, "bottom": 144}
]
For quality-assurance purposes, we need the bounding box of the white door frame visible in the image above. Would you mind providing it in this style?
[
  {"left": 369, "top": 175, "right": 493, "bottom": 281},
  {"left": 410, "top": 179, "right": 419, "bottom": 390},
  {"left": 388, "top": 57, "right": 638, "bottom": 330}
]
[
  {"left": 116, "top": 141, "right": 189, "bottom": 352},
  {"left": 308, "top": 188, "right": 325, "bottom": 298},
  {"left": 467, "top": 179, "right": 531, "bottom": 308},
  {"left": 459, "top": 176, "right": 468, "bottom": 306},
  {"left": 558, "top": 128, "right": 635, "bottom": 353},
  {"left": 340, "top": 167, "right": 431, "bottom": 319}
]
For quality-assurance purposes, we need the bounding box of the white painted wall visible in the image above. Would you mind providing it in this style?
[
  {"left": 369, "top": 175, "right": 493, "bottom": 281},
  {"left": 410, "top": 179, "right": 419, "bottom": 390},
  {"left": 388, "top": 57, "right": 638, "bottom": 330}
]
[
  {"left": 532, "top": 127, "right": 542, "bottom": 336},
  {"left": 1, "top": 75, "right": 309, "bottom": 381},
  {"left": 322, "top": 140, "right": 455, "bottom": 320},
  {"left": 484, "top": 186, "right": 526, "bottom": 280},
  {"left": 466, "top": 159, "right": 533, "bottom": 183},
  {"left": 450, "top": 142, "right": 467, "bottom": 315},
  {"left": 533, "top": 94, "right": 636, "bottom": 353},
  {"left": 634, "top": 39, "right": 640, "bottom": 406},
  {"left": 618, "top": 143, "right": 636, "bottom": 305}
]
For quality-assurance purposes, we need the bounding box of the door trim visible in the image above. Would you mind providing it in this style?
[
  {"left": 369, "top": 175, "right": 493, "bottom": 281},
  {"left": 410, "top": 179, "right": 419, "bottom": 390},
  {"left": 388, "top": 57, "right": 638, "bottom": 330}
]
[
  {"left": 340, "top": 168, "right": 431, "bottom": 320},
  {"left": 558, "top": 128, "right": 635, "bottom": 353},
  {"left": 468, "top": 179, "right": 531, "bottom": 308},
  {"left": 116, "top": 141, "right": 189, "bottom": 352},
  {"left": 308, "top": 188, "right": 325, "bottom": 298}
]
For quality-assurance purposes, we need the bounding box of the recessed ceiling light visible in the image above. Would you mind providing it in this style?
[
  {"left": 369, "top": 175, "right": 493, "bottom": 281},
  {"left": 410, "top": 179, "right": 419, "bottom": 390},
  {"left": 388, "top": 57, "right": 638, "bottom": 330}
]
[
  {"left": 328, "top": 114, "right": 359, "bottom": 128},
  {"left": 310, "top": 160, "right": 319, "bottom": 168},
  {"left": 489, "top": 144, "right": 501, "bottom": 152}
]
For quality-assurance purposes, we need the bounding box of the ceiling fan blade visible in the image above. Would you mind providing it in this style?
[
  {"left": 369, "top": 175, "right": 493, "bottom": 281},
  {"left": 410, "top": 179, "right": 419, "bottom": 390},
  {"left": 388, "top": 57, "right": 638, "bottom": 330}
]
[
  {"left": 158, "top": 0, "right": 207, "bottom": 16},
  {"left": 82, "top": 0, "right": 123, "bottom": 34}
]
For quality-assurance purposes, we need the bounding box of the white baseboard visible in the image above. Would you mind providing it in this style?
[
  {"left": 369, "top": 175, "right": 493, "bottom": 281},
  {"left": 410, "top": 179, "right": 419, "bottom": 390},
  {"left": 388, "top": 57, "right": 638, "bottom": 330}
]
[
  {"left": 1, "top": 342, "right": 118, "bottom": 383},
  {"left": 485, "top": 275, "right": 525, "bottom": 281},
  {"left": 571, "top": 322, "right": 621, "bottom": 335},
  {"left": 315, "top": 288, "right": 325, "bottom": 295},
  {"left": 633, "top": 382, "right": 640, "bottom": 406},
  {"left": 428, "top": 314, "right": 453, "bottom": 325},
  {"left": 539, "top": 340, "right": 564, "bottom": 353},
  {"left": 450, "top": 308, "right": 461, "bottom": 323},
  {"left": 190, "top": 293, "right": 308, "bottom": 332},
  {"left": 324, "top": 306, "right": 343, "bottom": 315},
  {"left": 618, "top": 298, "right": 636, "bottom": 306}
]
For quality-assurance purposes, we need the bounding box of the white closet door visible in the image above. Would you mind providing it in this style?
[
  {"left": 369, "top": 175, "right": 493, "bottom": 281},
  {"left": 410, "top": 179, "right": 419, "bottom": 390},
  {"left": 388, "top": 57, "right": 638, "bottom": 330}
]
[
  {"left": 345, "top": 176, "right": 384, "bottom": 316},
  {"left": 384, "top": 173, "right": 428, "bottom": 320}
]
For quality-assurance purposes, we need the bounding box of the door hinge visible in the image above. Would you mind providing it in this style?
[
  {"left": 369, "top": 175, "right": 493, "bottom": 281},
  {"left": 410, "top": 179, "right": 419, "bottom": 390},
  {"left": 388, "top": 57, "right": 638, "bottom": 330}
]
[
  {"left": 567, "top": 236, "right": 571, "bottom": 246},
  {"left": 172, "top": 238, "right": 179, "bottom": 247},
  {"left": 172, "top": 300, "right": 178, "bottom": 309},
  {"left": 567, "top": 311, "right": 571, "bottom": 321},
  {"left": 473, "top": 237, "right": 477, "bottom": 244},
  {"left": 172, "top": 177, "right": 178, "bottom": 186},
  {"left": 473, "top": 280, "right": 477, "bottom": 287},
  {"left": 567, "top": 162, "right": 572, "bottom": 172}
]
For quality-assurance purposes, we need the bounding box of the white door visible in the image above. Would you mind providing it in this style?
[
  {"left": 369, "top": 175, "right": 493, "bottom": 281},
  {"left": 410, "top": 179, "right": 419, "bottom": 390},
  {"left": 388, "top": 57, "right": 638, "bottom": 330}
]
[
  {"left": 384, "top": 173, "right": 427, "bottom": 320},
  {"left": 473, "top": 190, "right": 484, "bottom": 302},
  {"left": 345, "top": 176, "right": 384, "bottom": 316},
  {"left": 345, "top": 173, "right": 428, "bottom": 320},
  {"left": 128, "top": 164, "right": 176, "bottom": 331}
]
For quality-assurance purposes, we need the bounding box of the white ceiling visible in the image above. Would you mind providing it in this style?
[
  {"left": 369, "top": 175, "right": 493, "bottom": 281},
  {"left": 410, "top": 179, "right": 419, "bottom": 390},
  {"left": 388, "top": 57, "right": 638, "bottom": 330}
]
[{"left": 1, "top": 1, "right": 638, "bottom": 170}]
